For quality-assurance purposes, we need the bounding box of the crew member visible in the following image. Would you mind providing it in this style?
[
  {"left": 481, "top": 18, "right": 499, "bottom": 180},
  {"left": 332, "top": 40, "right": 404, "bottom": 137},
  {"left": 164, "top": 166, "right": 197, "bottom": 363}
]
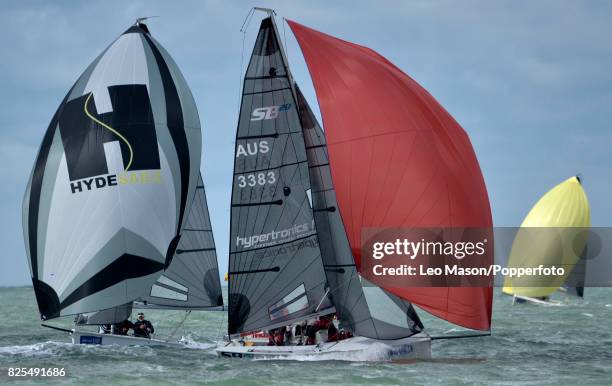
[
  {"left": 327, "top": 318, "right": 339, "bottom": 342},
  {"left": 133, "top": 312, "right": 154, "bottom": 338},
  {"left": 113, "top": 319, "right": 134, "bottom": 336}
]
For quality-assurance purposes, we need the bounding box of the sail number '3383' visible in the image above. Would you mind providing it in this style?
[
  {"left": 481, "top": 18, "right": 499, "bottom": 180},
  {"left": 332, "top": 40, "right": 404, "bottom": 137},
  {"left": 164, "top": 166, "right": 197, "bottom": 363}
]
[{"left": 237, "top": 172, "right": 276, "bottom": 187}]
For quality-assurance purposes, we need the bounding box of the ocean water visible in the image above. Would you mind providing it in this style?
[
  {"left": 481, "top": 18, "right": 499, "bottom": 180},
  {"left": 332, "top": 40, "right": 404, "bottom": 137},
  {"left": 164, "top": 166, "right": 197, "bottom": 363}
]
[{"left": 0, "top": 287, "right": 611, "bottom": 385}]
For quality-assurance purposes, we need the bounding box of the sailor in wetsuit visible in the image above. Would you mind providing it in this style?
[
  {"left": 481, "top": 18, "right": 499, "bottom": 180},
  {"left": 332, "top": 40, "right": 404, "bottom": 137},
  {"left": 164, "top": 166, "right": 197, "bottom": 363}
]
[{"left": 133, "top": 312, "right": 155, "bottom": 338}]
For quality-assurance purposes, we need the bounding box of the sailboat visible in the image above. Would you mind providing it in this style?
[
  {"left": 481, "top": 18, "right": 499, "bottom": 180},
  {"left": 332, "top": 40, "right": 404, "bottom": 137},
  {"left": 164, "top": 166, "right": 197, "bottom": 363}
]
[
  {"left": 22, "top": 19, "right": 222, "bottom": 347},
  {"left": 216, "top": 9, "right": 493, "bottom": 360},
  {"left": 502, "top": 176, "right": 590, "bottom": 305}
]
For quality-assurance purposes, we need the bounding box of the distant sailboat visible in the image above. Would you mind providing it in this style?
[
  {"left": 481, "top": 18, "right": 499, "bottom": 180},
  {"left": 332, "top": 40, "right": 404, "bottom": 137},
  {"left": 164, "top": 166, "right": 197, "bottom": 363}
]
[
  {"left": 216, "top": 9, "right": 493, "bottom": 360},
  {"left": 22, "top": 20, "right": 221, "bottom": 347},
  {"left": 502, "top": 176, "right": 590, "bottom": 305}
]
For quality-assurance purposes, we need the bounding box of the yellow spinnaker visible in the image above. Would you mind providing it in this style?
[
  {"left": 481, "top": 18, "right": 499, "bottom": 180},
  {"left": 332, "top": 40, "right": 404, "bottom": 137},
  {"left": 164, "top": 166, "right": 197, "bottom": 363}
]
[
  {"left": 84, "top": 92, "right": 134, "bottom": 171},
  {"left": 502, "top": 176, "right": 590, "bottom": 298}
]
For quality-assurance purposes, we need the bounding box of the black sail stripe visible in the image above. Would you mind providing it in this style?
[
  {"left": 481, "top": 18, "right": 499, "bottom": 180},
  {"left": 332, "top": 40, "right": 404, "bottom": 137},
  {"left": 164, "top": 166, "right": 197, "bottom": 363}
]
[
  {"left": 60, "top": 254, "right": 164, "bottom": 310},
  {"left": 28, "top": 92, "right": 71, "bottom": 280},
  {"left": 141, "top": 33, "right": 189, "bottom": 235}
]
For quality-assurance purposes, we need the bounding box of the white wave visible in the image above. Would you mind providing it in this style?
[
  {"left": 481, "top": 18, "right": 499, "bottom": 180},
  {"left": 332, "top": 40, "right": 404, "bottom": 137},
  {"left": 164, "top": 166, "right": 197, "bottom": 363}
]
[
  {"left": 178, "top": 335, "right": 216, "bottom": 350},
  {"left": 252, "top": 343, "right": 396, "bottom": 362},
  {"left": 0, "top": 341, "right": 72, "bottom": 356},
  {"left": 0, "top": 340, "right": 159, "bottom": 358}
]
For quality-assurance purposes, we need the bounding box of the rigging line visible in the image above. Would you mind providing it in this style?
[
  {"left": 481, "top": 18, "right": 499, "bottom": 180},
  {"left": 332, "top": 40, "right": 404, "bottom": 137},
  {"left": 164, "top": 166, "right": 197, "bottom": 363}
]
[
  {"left": 84, "top": 92, "right": 134, "bottom": 171},
  {"left": 215, "top": 303, "right": 227, "bottom": 340},
  {"left": 282, "top": 17, "right": 290, "bottom": 68},
  {"left": 237, "top": 8, "right": 255, "bottom": 114},
  {"left": 315, "top": 287, "right": 330, "bottom": 312},
  {"left": 240, "top": 7, "right": 256, "bottom": 33}
]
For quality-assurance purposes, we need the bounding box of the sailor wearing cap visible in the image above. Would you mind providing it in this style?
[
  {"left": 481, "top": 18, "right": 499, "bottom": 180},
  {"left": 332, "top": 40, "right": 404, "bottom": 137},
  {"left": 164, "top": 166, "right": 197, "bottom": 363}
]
[{"left": 133, "top": 312, "right": 155, "bottom": 338}]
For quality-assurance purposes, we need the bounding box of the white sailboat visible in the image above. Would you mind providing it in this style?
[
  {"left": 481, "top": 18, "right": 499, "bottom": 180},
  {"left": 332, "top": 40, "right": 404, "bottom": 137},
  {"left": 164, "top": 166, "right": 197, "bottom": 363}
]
[
  {"left": 216, "top": 9, "right": 494, "bottom": 360},
  {"left": 23, "top": 19, "right": 222, "bottom": 347}
]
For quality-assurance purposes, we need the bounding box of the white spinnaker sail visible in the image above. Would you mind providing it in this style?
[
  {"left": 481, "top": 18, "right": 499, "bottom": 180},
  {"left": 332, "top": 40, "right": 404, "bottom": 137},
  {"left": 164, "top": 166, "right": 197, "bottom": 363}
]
[{"left": 22, "top": 22, "right": 201, "bottom": 320}]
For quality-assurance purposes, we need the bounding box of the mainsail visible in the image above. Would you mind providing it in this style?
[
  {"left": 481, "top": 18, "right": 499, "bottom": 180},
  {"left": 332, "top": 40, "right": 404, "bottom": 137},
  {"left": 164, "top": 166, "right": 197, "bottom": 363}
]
[
  {"left": 296, "top": 86, "right": 423, "bottom": 339},
  {"left": 228, "top": 17, "right": 333, "bottom": 336},
  {"left": 75, "top": 303, "right": 133, "bottom": 325},
  {"left": 139, "top": 173, "right": 223, "bottom": 309},
  {"left": 288, "top": 20, "right": 493, "bottom": 330},
  {"left": 502, "top": 176, "right": 590, "bottom": 298},
  {"left": 22, "top": 22, "right": 201, "bottom": 320}
]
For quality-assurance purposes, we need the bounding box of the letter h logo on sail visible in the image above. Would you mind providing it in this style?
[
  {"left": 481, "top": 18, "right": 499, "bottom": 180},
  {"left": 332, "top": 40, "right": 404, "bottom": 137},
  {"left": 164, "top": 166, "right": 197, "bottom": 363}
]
[{"left": 58, "top": 84, "right": 161, "bottom": 182}]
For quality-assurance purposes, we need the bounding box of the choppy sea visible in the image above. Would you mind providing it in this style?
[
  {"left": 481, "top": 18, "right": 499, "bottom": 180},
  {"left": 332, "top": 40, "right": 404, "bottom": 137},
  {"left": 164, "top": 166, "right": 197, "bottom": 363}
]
[{"left": 0, "top": 286, "right": 611, "bottom": 385}]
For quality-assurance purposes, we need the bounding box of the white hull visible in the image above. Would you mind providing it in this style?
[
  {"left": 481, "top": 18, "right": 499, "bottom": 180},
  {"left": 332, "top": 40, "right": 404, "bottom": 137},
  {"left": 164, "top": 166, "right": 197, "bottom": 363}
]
[
  {"left": 512, "top": 295, "right": 564, "bottom": 306},
  {"left": 215, "top": 332, "right": 431, "bottom": 361},
  {"left": 71, "top": 330, "right": 187, "bottom": 348}
]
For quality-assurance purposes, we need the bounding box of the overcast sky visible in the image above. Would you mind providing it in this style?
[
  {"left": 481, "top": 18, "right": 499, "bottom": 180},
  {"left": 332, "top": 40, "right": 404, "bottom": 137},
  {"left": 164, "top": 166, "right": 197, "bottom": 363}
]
[{"left": 1, "top": 0, "right": 611, "bottom": 286}]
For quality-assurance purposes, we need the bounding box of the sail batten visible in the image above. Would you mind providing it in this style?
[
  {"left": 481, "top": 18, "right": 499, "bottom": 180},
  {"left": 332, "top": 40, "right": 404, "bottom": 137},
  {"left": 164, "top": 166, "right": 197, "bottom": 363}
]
[{"left": 139, "top": 174, "right": 223, "bottom": 310}]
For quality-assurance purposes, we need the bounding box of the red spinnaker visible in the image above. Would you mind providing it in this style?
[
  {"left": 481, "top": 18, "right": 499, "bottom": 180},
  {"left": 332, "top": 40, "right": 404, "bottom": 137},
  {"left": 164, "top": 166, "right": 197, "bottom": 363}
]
[{"left": 288, "top": 20, "right": 493, "bottom": 330}]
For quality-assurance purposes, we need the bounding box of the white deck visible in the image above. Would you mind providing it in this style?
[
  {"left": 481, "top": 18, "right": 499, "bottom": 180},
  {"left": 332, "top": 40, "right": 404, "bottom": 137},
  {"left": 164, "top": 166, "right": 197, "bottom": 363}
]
[
  {"left": 215, "top": 332, "right": 431, "bottom": 361},
  {"left": 71, "top": 330, "right": 188, "bottom": 348}
]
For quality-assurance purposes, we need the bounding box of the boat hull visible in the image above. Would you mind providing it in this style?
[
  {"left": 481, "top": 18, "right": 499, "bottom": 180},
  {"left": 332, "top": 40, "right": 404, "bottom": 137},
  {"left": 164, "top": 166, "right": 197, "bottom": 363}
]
[
  {"left": 71, "top": 330, "right": 187, "bottom": 348},
  {"left": 512, "top": 295, "right": 563, "bottom": 306},
  {"left": 215, "top": 332, "right": 431, "bottom": 361}
]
